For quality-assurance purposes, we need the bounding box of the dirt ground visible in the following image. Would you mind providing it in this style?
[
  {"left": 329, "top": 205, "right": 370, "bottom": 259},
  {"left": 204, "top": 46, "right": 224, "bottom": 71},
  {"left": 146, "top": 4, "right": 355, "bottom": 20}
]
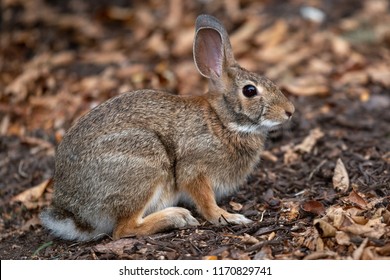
[{"left": 0, "top": 0, "right": 389, "bottom": 260}]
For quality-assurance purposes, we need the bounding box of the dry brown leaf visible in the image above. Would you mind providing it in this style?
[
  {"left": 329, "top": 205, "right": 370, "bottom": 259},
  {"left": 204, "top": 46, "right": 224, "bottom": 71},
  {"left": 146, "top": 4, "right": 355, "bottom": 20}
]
[
  {"left": 282, "top": 75, "right": 329, "bottom": 97},
  {"left": 229, "top": 201, "right": 243, "bottom": 211},
  {"left": 333, "top": 158, "right": 349, "bottom": 192},
  {"left": 253, "top": 244, "right": 274, "bottom": 260},
  {"left": 21, "top": 216, "right": 41, "bottom": 231},
  {"left": 308, "top": 58, "right": 333, "bottom": 74},
  {"left": 330, "top": 35, "right": 351, "bottom": 57},
  {"left": 377, "top": 242, "right": 390, "bottom": 256},
  {"left": 346, "top": 190, "right": 368, "bottom": 209},
  {"left": 294, "top": 128, "right": 324, "bottom": 153},
  {"left": 337, "top": 71, "right": 368, "bottom": 86},
  {"left": 283, "top": 146, "right": 300, "bottom": 164},
  {"left": 5, "top": 67, "right": 48, "bottom": 101},
  {"left": 12, "top": 179, "right": 50, "bottom": 205},
  {"left": 146, "top": 32, "right": 169, "bottom": 57},
  {"left": 314, "top": 219, "right": 337, "bottom": 237},
  {"left": 241, "top": 233, "right": 259, "bottom": 245},
  {"left": 82, "top": 51, "right": 127, "bottom": 65},
  {"left": 301, "top": 200, "right": 326, "bottom": 216},
  {"left": 382, "top": 209, "right": 390, "bottom": 224},
  {"left": 303, "top": 250, "right": 337, "bottom": 260},
  {"left": 94, "top": 239, "right": 138, "bottom": 255},
  {"left": 342, "top": 217, "right": 386, "bottom": 239},
  {"left": 267, "top": 46, "right": 319, "bottom": 79},
  {"left": 268, "top": 231, "right": 276, "bottom": 241},
  {"left": 316, "top": 237, "right": 324, "bottom": 251},
  {"left": 367, "top": 63, "right": 390, "bottom": 87},
  {"left": 352, "top": 237, "right": 369, "bottom": 260},
  {"left": 78, "top": 76, "right": 118, "bottom": 93},
  {"left": 261, "top": 150, "right": 278, "bottom": 162},
  {"left": 255, "top": 20, "right": 288, "bottom": 49},
  {"left": 57, "top": 15, "right": 103, "bottom": 39},
  {"left": 172, "top": 28, "right": 194, "bottom": 56},
  {"left": 116, "top": 64, "right": 147, "bottom": 79},
  {"left": 257, "top": 41, "right": 297, "bottom": 64},
  {"left": 350, "top": 212, "right": 368, "bottom": 225},
  {"left": 280, "top": 201, "right": 300, "bottom": 221},
  {"left": 106, "top": 6, "right": 133, "bottom": 21},
  {"left": 203, "top": 255, "right": 218, "bottom": 260},
  {"left": 335, "top": 231, "right": 351, "bottom": 245},
  {"left": 230, "top": 16, "right": 261, "bottom": 54},
  {"left": 362, "top": 246, "right": 390, "bottom": 260}
]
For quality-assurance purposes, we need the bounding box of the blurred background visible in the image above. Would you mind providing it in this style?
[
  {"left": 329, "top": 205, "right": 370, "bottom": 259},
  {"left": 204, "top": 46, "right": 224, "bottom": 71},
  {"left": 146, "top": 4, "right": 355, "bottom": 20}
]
[
  {"left": 1, "top": 0, "right": 389, "bottom": 260},
  {"left": 2, "top": 0, "right": 389, "bottom": 135}
]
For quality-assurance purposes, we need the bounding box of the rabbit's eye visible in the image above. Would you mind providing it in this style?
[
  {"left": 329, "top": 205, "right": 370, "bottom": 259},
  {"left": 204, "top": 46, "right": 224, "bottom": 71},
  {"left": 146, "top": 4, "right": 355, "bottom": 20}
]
[{"left": 242, "top": 85, "right": 257, "bottom": 98}]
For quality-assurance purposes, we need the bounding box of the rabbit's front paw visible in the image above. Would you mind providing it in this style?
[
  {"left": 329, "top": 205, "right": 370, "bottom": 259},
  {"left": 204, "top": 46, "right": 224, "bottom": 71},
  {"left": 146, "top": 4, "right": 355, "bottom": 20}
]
[{"left": 212, "top": 212, "right": 252, "bottom": 225}]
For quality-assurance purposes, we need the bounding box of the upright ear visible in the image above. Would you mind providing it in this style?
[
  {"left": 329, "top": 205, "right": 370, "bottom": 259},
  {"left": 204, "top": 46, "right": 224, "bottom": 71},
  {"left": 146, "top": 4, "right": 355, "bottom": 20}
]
[{"left": 193, "top": 14, "right": 236, "bottom": 79}]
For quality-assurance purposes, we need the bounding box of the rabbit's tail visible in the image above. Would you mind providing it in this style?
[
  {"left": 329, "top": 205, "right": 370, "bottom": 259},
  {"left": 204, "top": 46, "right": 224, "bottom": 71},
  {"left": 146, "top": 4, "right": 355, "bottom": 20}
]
[{"left": 40, "top": 208, "right": 113, "bottom": 241}]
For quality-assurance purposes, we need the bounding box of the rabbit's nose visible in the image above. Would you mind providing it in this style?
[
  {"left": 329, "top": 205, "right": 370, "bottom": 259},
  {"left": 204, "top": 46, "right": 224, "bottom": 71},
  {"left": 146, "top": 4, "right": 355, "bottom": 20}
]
[{"left": 285, "top": 102, "right": 295, "bottom": 119}]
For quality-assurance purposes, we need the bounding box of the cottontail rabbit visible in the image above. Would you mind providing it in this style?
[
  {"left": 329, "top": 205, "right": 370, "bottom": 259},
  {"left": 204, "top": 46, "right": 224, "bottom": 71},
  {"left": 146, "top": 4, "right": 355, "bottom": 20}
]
[{"left": 40, "top": 14, "right": 294, "bottom": 241}]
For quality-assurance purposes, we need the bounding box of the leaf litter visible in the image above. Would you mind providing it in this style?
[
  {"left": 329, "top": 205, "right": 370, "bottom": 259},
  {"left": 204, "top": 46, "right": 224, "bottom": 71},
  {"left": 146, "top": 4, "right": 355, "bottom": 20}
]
[{"left": 0, "top": 0, "right": 389, "bottom": 260}]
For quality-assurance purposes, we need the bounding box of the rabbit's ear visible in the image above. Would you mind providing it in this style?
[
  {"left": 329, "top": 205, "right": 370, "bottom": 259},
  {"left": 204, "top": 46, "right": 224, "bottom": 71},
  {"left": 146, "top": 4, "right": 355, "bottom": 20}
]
[{"left": 193, "top": 15, "right": 236, "bottom": 79}]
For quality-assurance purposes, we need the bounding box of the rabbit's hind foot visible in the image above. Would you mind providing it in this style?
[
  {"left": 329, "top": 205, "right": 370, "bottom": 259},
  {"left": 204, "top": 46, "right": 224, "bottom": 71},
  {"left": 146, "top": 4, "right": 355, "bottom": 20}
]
[{"left": 113, "top": 207, "right": 199, "bottom": 239}]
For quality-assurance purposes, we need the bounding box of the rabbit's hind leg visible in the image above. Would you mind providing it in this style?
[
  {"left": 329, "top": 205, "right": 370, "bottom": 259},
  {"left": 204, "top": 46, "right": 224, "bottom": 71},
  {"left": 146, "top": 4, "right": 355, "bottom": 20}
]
[{"left": 113, "top": 206, "right": 199, "bottom": 239}]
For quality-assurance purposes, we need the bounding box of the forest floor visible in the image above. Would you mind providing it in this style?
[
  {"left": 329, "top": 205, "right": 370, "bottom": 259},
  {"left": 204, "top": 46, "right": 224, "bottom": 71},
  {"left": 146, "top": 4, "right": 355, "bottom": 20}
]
[{"left": 0, "top": 0, "right": 389, "bottom": 260}]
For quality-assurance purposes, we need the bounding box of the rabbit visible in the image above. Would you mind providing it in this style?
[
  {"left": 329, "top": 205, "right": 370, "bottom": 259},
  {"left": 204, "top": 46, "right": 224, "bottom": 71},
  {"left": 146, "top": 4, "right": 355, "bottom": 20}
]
[{"left": 40, "top": 14, "right": 294, "bottom": 241}]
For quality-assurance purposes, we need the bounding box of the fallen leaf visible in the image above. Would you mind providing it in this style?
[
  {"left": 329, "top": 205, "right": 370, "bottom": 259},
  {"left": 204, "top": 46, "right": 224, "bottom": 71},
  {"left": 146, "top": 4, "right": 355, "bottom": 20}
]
[
  {"left": 283, "top": 146, "right": 300, "bottom": 164},
  {"left": 301, "top": 200, "right": 326, "bottom": 216},
  {"left": 172, "top": 27, "right": 194, "bottom": 56},
  {"left": 21, "top": 216, "right": 41, "bottom": 231},
  {"left": 241, "top": 233, "right": 259, "bottom": 245},
  {"left": 352, "top": 237, "right": 369, "bottom": 260},
  {"left": 333, "top": 158, "right": 350, "bottom": 192},
  {"left": 294, "top": 128, "right": 324, "bottom": 153},
  {"left": 255, "top": 20, "right": 288, "bottom": 49},
  {"left": 337, "top": 71, "right": 368, "bottom": 86},
  {"left": 253, "top": 244, "right": 274, "bottom": 260},
  {"left": 280, "top": 201, "right": 300, "bottom": 221},
  {"left": 383, "top": 209, "right": 390, "bottom": 224},
  {"left": 377, "top": 242, "right": 390, "bottom": 256},
  {"left": 362, "top": 246, "right": 390, "bottom": 260},
  {"left": 346, "top": 190, "right": 367, "bottom": 209},
  {"left": 316, "top": 237, "right": 324, "bottom": 251},
  {"left": 335, "top": 231, "right": 351, "bottom": 245},
  {"left": 261, "top": 150, "right": 278, "bottom": 162},
  {"left": 326, "top": 205, "right": 345, "bottom": 228},
  {"left": 282, "top": 75, "right": 329, "bottom": 97},
  {"left": 203, "top": 255, "right": 218, "bottom": 260},
  {"left": 342, "top": 217, "right": 386, "bottom": 239},
  {"left": 230, "top": 16, "right": 261, "bottom": 54},
  {"left": 330, "top": 34, "right": 351, "bottom": 57},
  {"left": 367, "top": 64, "right": 390, "bottom": 87},
  {"left": 314, "top": 219, "right": 337, "bottom": 237},
  {"left": 303, "top": 250, "right": 337, "bottom": 260},
  {"left": 94, "top": 239, "right": 138, "bottom": 255},
  {"left": 350, "top": 214, "right": 368, "bottom": 225},
  {"left": 12, "top": 179, "right": 51, "bottom": 205},
  {"left": 229, "top": 201, "right": 243, "bottom": 211},
  {"left": 268, "top": 231, "right": 276, "bottom": 241}
]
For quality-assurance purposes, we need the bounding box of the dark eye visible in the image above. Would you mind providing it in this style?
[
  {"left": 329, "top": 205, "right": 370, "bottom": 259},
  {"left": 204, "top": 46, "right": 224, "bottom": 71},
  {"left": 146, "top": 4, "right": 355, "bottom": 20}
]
[{"left": 242, "top": 85, "right": 257, "bottom": 98}]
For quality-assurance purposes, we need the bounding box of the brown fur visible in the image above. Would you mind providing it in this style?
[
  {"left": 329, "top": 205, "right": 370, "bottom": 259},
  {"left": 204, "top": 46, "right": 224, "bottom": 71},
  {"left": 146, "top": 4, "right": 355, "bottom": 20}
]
[{"left": 40, "top": 14, "right": 294, "bottom": 241}]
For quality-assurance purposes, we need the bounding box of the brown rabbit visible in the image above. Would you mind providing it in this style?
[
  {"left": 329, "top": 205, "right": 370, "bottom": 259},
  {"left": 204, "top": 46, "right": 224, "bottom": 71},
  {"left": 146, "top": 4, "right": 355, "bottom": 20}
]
[{"left": 40, "top": 14, "right": 294, "bottom": 241}]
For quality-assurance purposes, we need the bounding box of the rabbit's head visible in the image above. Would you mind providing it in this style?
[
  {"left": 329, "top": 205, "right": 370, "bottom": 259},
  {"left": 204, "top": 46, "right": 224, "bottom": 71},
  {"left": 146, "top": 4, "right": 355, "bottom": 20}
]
[{"left": 194, "top": 14, "right": 294, "bottom": 133}]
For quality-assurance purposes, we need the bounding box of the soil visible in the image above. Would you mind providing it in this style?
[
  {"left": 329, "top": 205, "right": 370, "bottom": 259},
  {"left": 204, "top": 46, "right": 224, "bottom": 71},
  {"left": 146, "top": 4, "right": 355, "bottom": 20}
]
[{"left": 1, "top": 0, "right": 389, "bottom": 260}]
